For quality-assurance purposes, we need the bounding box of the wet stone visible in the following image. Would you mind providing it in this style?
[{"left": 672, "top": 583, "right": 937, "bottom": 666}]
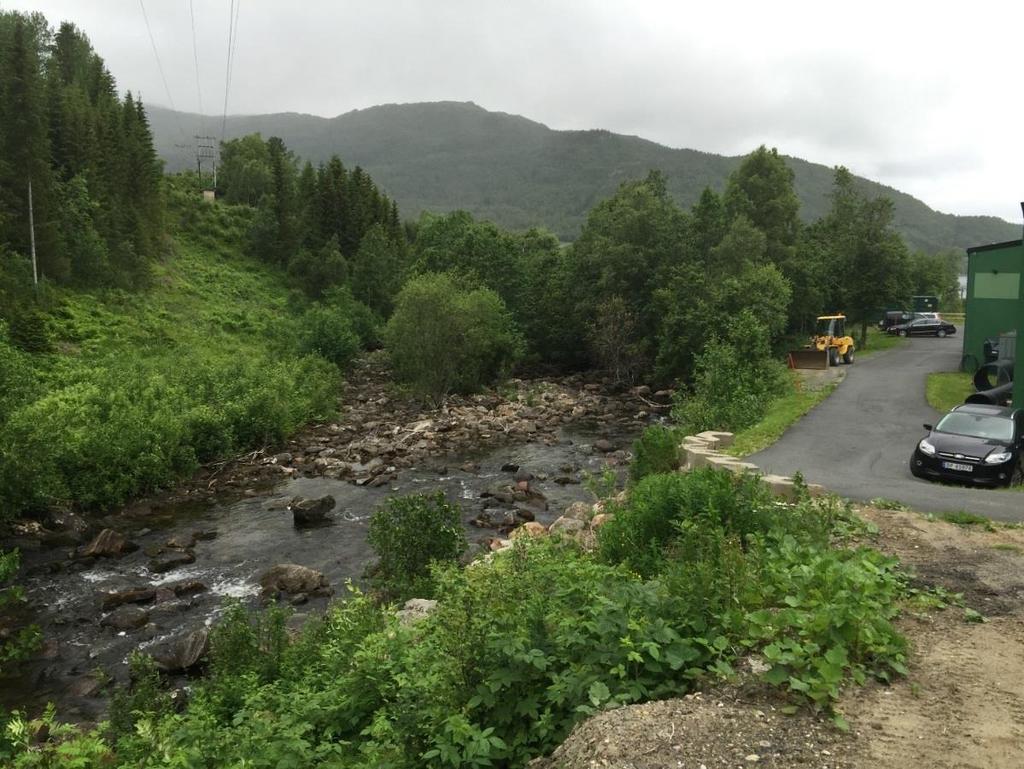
[
  {"left": 100, "top": 605, "right": 149, "bottom": 631},
  {"left": 148, "top": 550, "right": 196, "bottom": 574}
]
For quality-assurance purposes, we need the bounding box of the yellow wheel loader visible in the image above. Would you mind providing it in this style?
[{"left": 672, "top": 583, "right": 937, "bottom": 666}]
[{"left": 811, "top": 314, "right": 855, "bottom": 366}]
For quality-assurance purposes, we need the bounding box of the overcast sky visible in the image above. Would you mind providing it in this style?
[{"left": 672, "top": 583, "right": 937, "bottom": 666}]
[{"left": 8, "top": 0, "right": 1024, "bottom": 223}]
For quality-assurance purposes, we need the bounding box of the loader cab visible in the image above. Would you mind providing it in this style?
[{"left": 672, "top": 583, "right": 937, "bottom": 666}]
[{"left": 816, "top": 316, "right": 846, "bottom": 339}]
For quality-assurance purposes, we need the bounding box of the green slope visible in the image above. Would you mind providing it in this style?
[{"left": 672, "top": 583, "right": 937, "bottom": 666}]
[
  {"left": 0, "top": 189, "right": 338, "bottom": 517},
  {"left": 147, "top": 101, "right": 1020, "bottom": 252}
]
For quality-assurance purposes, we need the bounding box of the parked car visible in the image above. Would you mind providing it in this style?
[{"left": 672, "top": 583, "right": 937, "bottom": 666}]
[
  {"left": 878, "top": 310, "right": 940, "bottom": 330},
  {"left": 910, "top": 403, "right": 1023, "bottom": 486},
  {"left": 887, "top": 317, "right": 957, "bottom": 337}
]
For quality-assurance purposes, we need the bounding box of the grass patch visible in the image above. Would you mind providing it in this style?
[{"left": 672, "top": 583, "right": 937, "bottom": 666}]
[
  {"left": 939, "top": 511, "right": 995, "bottom": 530},
  {"left": 926, "top": 372, "right": 974, "bottom": 413},
  {"left": 858, "top": 327, "right": 908, "bottom": 357},
  {"left": 727, "top": 370, "right": 837, "bottom": 457},
  {"left": 991, "top": 543, "right": 1022, "bottom": 553}
]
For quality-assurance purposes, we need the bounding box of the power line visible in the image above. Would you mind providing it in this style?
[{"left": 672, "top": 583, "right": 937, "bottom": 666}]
[
  {"left": 220, "top": 0, "right": 242, "bottom": 142},
  {"left": 138, "top": 0, "right": 184, "bottom": 138},
  {"left": 189, "top": 0, "right": 206, "bottom": 136}
]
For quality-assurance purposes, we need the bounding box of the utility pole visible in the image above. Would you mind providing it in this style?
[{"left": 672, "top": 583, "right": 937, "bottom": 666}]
[
  {"left": 28, "top": 178, "right": 38, "bottom": 288},
  {"left": 195, "top": 134, "right": 217, "bottom": 190}
]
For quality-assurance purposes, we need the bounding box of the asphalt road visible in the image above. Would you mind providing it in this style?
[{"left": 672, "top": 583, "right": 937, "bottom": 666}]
[{"left": 749, "top": 337, "right": 1024, "bottom": 522}]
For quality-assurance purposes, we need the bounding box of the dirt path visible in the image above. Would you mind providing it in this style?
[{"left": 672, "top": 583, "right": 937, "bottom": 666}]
[{"left": 842, "top": 507, "right": 1024, "bottom": 769}]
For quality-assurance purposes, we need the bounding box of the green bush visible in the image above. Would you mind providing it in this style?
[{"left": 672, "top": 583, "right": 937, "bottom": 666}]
[
  {"left": 0, "top": 353, "right": 338, "bottom": 516},
  {"left": 384, "top": 273, "right": 524, "bottom": 400},
  {"left": 299, "top": 304, "right": 360, "bottom": 368},
  {"left": 629, "top": 424, "right": 681, "bottom": 483},
  {"left": 598, "top": 468, "right": 788, "bottom": 577},
  {"left": 367, "top": 491, "right": 467, "bottom": 601},
  {"left": 672, "top": 311, "right": 789, "bottom": 434},
  {"left": 0, "top": 549, "right": 40, "bottom": 676}
]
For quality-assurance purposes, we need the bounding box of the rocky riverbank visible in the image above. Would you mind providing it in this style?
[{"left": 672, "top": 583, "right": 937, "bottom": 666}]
[{"left": 1, "top": 355, "right": 662, "bottom": 721}]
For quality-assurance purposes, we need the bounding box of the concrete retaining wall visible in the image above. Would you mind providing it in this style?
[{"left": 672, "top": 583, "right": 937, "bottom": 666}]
[{"left": 680, "top": 431, "right": 825, "bottom": 502}]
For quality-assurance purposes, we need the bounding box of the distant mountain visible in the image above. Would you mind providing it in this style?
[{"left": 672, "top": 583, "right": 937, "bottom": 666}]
[{"left": 147, "top": 101, "right": 1019, "bottom": 252}]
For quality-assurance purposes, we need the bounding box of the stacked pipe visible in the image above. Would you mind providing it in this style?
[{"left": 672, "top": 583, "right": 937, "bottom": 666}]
[{"left": 966, "top": 359, "right": 1014, "bottom": 406}]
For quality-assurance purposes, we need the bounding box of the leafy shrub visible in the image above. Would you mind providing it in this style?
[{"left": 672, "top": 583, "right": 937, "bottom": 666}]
[
  {"left": 0, "top": 549, "right": 40, "bottom": 675},
  {"left": 367, "top": 491, "right": 467, "bottom": 601},
  {"left": 0, "top": 352, "right": 338, "bottom": 516},
  {"left": 598, "top": 468, "right": 791, "bottom": 577},
  {"left": 672, "top": 311, "right": 789, "bottom": 434},
  {"left": 629, "top": 424, "right": 681, "bottom": 483},
  {"left": 0, "top": 336, "right": 38, "bottom": 427},
  {"left": 5, "top": 305, "right": 50, "bottom": 353},
  {"left": 384, "top": 273, "right": 524, "bottom": 400},
  {"left": 322, "top": 286, "right": 382, "bottom": 349},
  {"left": 299, "top": 303, "right": 360, "bottom": 368},
  {"left": 744, "top": 537, "right": 908, "bottom": 722}
]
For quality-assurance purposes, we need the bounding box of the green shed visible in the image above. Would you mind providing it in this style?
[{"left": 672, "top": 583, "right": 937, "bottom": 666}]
[{"left": 963, "top": 238, "right": 1024, "bottom": 405}]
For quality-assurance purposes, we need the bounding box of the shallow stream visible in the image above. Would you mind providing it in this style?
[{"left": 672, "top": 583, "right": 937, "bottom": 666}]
[{"left": 3, "top": 422, "right": 638, "bottom": 721}]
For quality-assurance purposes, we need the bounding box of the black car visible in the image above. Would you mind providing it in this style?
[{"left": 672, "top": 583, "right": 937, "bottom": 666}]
[
  {"left": 888, "top": 317, "right": 957, "bottom": 338},
  {"left": 910, "top": 403, "right": 1024, "bottom": 486}
]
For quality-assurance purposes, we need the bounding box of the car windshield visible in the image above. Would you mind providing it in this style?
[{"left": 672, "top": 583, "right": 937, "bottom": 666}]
[{"left": 935, "top": 412, "right": 1014, "bottom": 442}]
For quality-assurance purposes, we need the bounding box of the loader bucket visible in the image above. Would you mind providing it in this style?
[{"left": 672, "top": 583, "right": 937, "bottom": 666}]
[{"left": 787, "top": 349, "right": 829, "bottom": 370}]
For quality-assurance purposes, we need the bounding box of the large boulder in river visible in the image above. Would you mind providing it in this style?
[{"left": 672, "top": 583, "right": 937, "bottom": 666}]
[
  {"left": 80, "top": 529, "right": 136, "bottom": 558},
  {"left": 259, "top": 564, "right": 331, "bottom": 597},
  {"left": 151, "top": 629, "right": 209, "bottom": 672},
  {"left": 101, "top": 605, "right": 149, "bottom": 631},
  {"left": 148, "top": 550, "right": 196, "bottom": 574},
  {"left": 289, "top": 495, "right": 336, "bottom": 526}
]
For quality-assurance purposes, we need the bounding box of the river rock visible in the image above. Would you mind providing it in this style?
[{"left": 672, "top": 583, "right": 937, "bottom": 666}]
[
  {"left": 148, "top": 550, "right": 196, "bottom": 574},
  {"left": 459, "top": 542, "right": 489, "bottom": 565},
  {"left": 289, "top": 495, "right": 336, "bottom": 525},
  {"left": 68, "top": 675, "right": 105, "bottom": 698},
  {"left": 501, "top": 462, "right": 520, "bottom": 473},
  {"left": 593, "top": 439, "right": 615, "bottom": 453},
  {"left": 165, "top": 579, "right": 207, "bottom": 597},
  {"left": 100, "top": 587, "right": 155, "bottom": 610},
  {"left": 259, "top": 564, "right": 330, "bottom": 597},
  {"left": 590, "top": 513, "right": 615, "bottom": 529},
  {"left": 396, "top": 598, "right": 437, "bottom": 626},
  {"left": 42, "top": 511, "right": 92, "bottom": 546},
  {"left": 80, "top": 529, "right": 136, "bottom": 558},
  {"left": 548, "top": 516, "right": 586, "bottom": 536},
  {"left": 509, "top": 522, "right": 547, "bottom": 540},
  {"left": 152, "top": 629, "right": 209, "bottom": 672},
  {"left": 563, "top": 501, "right": 592, "bottom": 521},
  {"left": 166, "top": 533, "right": 197, "bottom": 550},
  {"left": 101, "top": 605, "right": 149, "bottom": 631}
]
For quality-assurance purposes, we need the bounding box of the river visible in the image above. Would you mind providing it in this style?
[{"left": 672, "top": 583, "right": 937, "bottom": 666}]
[{"left": 2, "top": 420, "right": 640, "bottom": 723}]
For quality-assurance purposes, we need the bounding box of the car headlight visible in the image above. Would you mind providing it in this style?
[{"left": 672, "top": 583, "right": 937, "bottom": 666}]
[
  {"left": 985, "top": 450, "right": 1013, "bottom": 465},
  {"left": 919, "top": 439, "right": 936, "bottom": 456}
]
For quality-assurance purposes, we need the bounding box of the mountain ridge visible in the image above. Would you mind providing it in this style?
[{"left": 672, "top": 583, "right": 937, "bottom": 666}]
[{"left": 146, "top": 100, "right": 1019, "bottom": 252}]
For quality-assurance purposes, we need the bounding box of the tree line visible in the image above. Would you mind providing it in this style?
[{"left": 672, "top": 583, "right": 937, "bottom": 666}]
[
  {"left": 220, "top": 131, "right": 960, "bottom": 399},
  {"left": 0, "top": 11, "right": 163, "bottom": 294}
]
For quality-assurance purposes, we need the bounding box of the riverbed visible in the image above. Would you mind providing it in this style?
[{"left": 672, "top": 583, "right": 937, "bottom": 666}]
[{"left": 3, "top": 421, "right": 641, "bottom": 722}]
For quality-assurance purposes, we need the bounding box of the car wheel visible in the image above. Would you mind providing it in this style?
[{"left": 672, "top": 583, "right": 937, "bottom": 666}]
[
  {"left": 828, "top": 347, "right": 839, "bottom": 366},
  {"left": 937, "top": 329, "right": 947, "bottom": 338},
  {"left": 842, "top": 347, "right": 854, "bottom": 364},
  {"left": 1011, "top": 461, "right": 1024, "bottom": 487},
  {"left": 898, "top": 329, "right": 908, "bottom": 337}
]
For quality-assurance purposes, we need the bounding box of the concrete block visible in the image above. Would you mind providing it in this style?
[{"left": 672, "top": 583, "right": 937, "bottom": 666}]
[
  {"left": 762, "top": 473, "right": 797, "bottom": 501},
  {"left": 685, "top": 446, "right": 718, "bottom": 470},
  {"left": 697, "top": 430, "right": 735, "bottom": 449}
]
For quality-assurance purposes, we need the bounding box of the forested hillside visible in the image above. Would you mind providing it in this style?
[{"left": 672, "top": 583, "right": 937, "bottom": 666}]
[{"left": 148, "top": 101, "right": 1019, "bottom": 252}]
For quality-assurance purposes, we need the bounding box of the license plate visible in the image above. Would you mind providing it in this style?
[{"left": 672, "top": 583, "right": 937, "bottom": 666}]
[{"left": 942, "top": 461, "right": 973, "bottom": 472}]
